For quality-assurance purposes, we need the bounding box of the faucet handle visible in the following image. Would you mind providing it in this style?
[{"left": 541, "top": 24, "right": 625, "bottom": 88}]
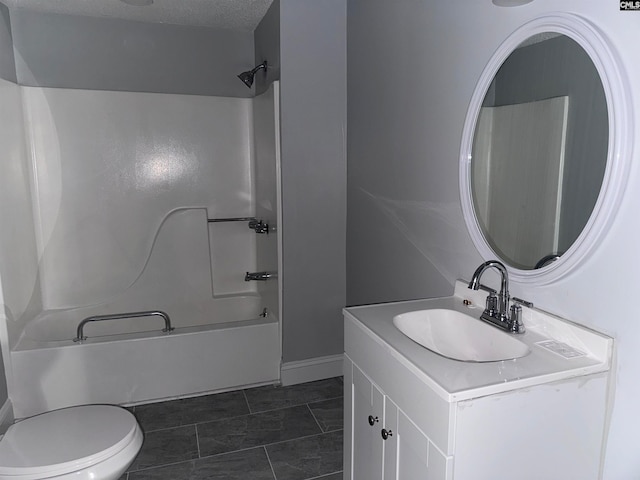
[
  {"left": 512, "top": 297, "right": 533, "bottom": 308},
  {"left": 485, "top": 292, "right": 498, "bottom": 316},
  {"left": 509, "top": 303, "right": 526, "bottom": 334}
]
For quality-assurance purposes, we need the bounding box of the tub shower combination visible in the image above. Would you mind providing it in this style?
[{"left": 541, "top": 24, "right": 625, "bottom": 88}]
[
  {"left": 7, "top": 82, "right": 282, "bottom": 419},
  {"left": 11, "top": 212, "right": 280, "bottom": 420}
]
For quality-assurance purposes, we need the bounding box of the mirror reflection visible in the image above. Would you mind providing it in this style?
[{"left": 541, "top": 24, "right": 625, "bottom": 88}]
[{"left": 471, "top": 33, "right": 608, "bottom": 270}]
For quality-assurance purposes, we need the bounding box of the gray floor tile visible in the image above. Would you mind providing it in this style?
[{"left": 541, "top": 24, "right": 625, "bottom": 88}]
[
  {"left": 266, "top": 430, "right": 343, "bottom": 480},
  {"left": 308, "top": 398, "right": 343, "bottom": 432},
  {"left": 118, "top": 474, "right": 128, "bottom": 480},
  {"left": 128, "top": 425, "right": 199, "bottom": 471},
  {"left": 244, "top": 379, "right": 343, "bottom": 413},
  {"left": 198, "top": 405, "right": 322, "bottom": 457},
  {"left": 129, "top": 448, "right": 275, "bottom": 480},
  {"left": 134, "top": 391, "right": 249, "bottom": 432}
]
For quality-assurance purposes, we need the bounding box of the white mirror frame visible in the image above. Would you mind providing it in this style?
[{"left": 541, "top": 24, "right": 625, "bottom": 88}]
[{"left": 460, "top": 13, "right": 633, "bottom": 285}]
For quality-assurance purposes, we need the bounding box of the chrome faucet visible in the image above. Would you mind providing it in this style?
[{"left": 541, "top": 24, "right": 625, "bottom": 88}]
[{"left": 468, "top": 260, "right": 526, "bottom": 334}]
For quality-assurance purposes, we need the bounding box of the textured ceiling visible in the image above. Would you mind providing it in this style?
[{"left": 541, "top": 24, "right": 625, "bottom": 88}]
[{"left": 2, "top": 0, "right": 274, "bottom": 31}]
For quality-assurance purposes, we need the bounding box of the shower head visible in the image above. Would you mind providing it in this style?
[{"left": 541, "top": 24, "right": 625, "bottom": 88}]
[{"left": 237, "top": 61, "right": 268, "bottom": 88}]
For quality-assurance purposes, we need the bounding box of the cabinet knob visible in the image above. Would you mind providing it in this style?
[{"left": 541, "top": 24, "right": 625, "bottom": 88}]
[
  {"left": 368, "top": 415, "right": 379, "bottom": 426},
  {"left": 381, "top": 428, "right": 393, "bottom": 440}
]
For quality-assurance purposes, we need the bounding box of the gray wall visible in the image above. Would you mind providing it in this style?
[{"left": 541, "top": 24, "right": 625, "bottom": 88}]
[
  {"left": 489, "top": 35, "right": 608, "bottom": 254},
  {"left": 346, "top": 0, "right": 462, "bottom": 306},
  {"left": 11, "top": 9, "right": 255, "bottom": 97},
  {"left": 254, "top": 0, "right": 280, "bottom": 96},
  {"left": 280, "top": 0, "right": 346, "bottom": 362},
  {"left": 0, "top": 2, "right": 15, "bottom": 82}
]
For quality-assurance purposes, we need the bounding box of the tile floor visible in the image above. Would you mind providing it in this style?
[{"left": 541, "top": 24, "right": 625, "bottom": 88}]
[{"left": 121, "top": 377, "right": 344, "bottom": 480}]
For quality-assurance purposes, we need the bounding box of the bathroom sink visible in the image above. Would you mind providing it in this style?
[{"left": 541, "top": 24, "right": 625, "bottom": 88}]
[{"left": 392, "top": 309, "right": 530, "bottom": 362}]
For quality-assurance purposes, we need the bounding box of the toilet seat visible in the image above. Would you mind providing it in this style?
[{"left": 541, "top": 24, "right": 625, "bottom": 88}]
[{"left": 0, "top": 405, "right": 142, "bottom": 479}]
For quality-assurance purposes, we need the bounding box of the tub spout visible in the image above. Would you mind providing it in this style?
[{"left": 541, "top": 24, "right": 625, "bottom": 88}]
[{"left": 245, "top": 271, "right": 277, "bottom": 281}]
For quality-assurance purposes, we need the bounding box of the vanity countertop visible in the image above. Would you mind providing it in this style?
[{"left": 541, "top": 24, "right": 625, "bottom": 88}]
[{"left": 343, "top": 281, "right": 613, "bottom": 402}]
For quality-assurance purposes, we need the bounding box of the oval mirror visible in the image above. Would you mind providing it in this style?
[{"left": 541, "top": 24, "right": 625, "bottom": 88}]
[{"left": 460, "top": 14, "right": 632, "bottom": 284}]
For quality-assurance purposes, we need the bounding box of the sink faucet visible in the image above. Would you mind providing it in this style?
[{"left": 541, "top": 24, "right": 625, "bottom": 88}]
[{"left": 468, "top": 260, "right": 526, "bottom": 334}]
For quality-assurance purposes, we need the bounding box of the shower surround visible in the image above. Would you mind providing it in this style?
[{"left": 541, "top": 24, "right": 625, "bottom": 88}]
[{"left": 0, "top": 78, "right": 282, "bottom": 418}]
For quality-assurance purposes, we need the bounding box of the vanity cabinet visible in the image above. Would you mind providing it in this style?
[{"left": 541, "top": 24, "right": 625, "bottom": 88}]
[{"left": 343, "top": 289, "right": 612, "bottom": 480}]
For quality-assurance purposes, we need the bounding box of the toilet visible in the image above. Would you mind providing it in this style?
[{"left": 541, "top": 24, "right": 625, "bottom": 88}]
[{"left": 0, "top": 405, "right": 143, "bottom": 480}]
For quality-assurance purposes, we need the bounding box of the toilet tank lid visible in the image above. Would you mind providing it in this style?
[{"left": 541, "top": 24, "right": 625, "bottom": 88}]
[{"left": 0, "top": 405, "right": 140, "bottom": 477}]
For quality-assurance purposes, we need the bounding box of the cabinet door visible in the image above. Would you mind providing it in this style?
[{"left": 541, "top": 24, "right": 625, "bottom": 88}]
[
  {"left": 347, "top": 359, "right": 452, "bottom": 480},
  {"left": 352, "top": 365, "right": 384, "bottom": 480},
  {"left": 382, "top": 397, "right": 398, "bottom": 479},
  {"left": 395, "top": 407, "right": 450, "bottom": 480}
]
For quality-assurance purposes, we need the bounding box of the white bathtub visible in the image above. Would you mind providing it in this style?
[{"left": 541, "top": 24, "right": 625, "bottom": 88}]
[{"left": 10, "top": 301, "right": 280, "bottom": 419}]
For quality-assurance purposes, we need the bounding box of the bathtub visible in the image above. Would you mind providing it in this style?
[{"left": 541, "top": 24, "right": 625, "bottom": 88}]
[{"left": 10, "top": 297, "right": 280, "bottom": 419}]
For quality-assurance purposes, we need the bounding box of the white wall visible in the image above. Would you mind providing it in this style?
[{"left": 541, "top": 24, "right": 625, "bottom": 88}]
[
  {"left": 0, "top": 1, "right": 29, "bottom": 420},
  {"left": 0, "top": 75, "right": 39, "bottom": 406},
  {"left": 347, "top": 1, "right": 640, "bottom": 477},
  {"left": 0, "top": 78, "right": 40, "bottom": 349},
  {"left": 22, "top": 87, "right": 256, "bottom": 310}
]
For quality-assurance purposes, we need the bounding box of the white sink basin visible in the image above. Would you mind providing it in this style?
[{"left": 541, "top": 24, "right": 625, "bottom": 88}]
[{"left": 392, "top": 309, "right": 530, "bottom": 362}]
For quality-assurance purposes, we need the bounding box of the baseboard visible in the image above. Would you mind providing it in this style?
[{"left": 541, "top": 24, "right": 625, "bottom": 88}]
[
  {"left": 280, "top": 353, "right": 344, "bottom": 386},
  {"left": 0, "top": 399, "right": 14, "bottom": 434}
]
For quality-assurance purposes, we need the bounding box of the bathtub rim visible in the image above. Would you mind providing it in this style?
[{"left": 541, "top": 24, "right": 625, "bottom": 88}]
[{"left": 13, "top": 316, "right": 278, "bottom": 352}]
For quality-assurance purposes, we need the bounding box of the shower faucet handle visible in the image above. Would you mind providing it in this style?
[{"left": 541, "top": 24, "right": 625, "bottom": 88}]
[{"left": 248, "top": 219, "right": 269, "bottom": 234}]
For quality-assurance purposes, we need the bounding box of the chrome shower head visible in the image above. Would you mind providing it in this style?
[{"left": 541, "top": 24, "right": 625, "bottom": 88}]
[
  {"left": 237, "top": 61, "right": 268, "bottom": 88},
  {"left": 238, "top": 71, "right": 255, "bottom": 88}
]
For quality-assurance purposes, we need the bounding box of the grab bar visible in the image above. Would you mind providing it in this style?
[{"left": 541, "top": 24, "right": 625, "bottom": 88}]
[
  {"left": 73, "top": 310, "right": 174, "bottom": 342},
  {"left": 208, "top": 217, "right": 256, "bottom": 223},
  {"left": 208, "top": 217, "right": 269, "bottom": 234}
]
